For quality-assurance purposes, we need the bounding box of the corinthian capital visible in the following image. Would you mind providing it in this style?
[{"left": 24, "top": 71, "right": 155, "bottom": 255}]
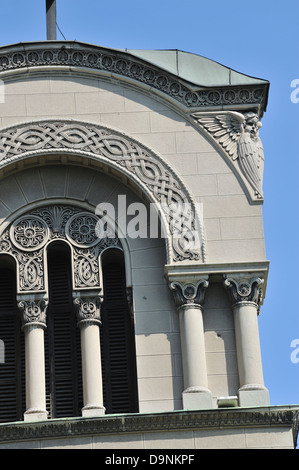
[
  {"left": 223, "top": 274, "right": 264, "bottom": 306},
  {"left": 170, "top": 279, "right": 209, "bottom": 309},
  {"left": 17, "top": 297, "right": 48, "bottom": 328},
  {"left": 73, "top": 295, "right": 102, "bottom": 326}
]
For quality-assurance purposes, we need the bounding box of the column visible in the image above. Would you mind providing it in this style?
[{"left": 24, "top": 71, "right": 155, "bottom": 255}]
[
  {"left": 170, "top": 279, "right": 213, "bottom": 410},
  {"left": 17, "top": 296, "right": 48, "bottom": 422},
  {"left": 73, "top": 294, "right": 105, "bottom": 417},
  {"left": 224, "top": 274, "right": 270, "bottom": 407}
]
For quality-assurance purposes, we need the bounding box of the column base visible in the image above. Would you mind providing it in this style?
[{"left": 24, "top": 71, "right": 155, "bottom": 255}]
[
  {"left": 82, "top": 404, "right": 106, "bottom": 417},
  {"left": 238, "top": 384, "right": 270, "bottom": 407},
  {"left": 24, "top": 408, "right": 48, "bottom": 422},
  {"left": 182, "top": 387, "right": 213, "bottom": 410}
]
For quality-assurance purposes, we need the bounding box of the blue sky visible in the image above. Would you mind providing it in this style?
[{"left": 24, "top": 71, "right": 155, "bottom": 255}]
[{"left": 0, "top": 0, "right": 298, "bottom": 407}]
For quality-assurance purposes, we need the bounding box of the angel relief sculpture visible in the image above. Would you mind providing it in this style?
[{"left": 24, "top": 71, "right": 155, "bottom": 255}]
[{"left": 192, "top": 111, "right": 264, "bottom": 198}]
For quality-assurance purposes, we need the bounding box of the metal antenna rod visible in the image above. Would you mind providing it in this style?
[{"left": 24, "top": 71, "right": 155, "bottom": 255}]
[{"left": 46, "top": 0, "right": 57, "bottom": 40}]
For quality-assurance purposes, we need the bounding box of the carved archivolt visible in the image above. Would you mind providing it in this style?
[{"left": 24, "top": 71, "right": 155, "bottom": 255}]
[
  {"left": 0, "top": 205, "right": 121, "bottom": 294},
  {"left": 0, "top": 120, "right": 206, "bottom": 263}
]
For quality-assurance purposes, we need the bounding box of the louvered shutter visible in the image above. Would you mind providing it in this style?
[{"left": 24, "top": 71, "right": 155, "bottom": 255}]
[
  {"left": 46, "top": 244, "right": 83, "bottom": 419},
  {"left": 101, "top": 252, "right": 138, "bottom": 414},
  {"left": 0, "top": 268, "right": 25, "bottom": 423}
]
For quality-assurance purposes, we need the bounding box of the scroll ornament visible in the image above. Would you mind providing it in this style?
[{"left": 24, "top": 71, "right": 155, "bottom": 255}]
[
  {"left": 170, "top": 279, "right": 209, "bottom": 309},
  {"left": 73, "top": 296, "right": 102, "bottom": 326},
  {"left": 17, "top": 298, "right": 48, "bottom": 328},
  {"left": 223, "top": 275, "right": 264, "bottom": 309}
]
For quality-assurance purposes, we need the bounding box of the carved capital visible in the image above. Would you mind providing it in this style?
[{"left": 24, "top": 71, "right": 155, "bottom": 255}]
[
  {"left": 17, "top": 297, "right": 48, "bottom": 329},
  {"left": 170, "top": 279, "right": 209, "bottom": 310},
  {"left": 223, "top": 274, "right": 264, "bottom": 307},
  {"left": 73, "top": 295, "right": 102, "bottom": 327}
]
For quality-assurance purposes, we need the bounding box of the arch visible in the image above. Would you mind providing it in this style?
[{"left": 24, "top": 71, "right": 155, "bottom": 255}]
[
  {"left": 0, "top": 120, "right": 206, "bottom": 264},
  {"left": 0, "top": 203, "right": 122, "bottom": 295}
]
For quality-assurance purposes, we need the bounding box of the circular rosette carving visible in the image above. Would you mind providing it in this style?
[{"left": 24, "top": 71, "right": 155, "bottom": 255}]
[
  {"left": 65, "top": 212, "right": 99, "bottom": 248},
  {"left": 10, "top": 215, "right": 49, "bottom": 251}
]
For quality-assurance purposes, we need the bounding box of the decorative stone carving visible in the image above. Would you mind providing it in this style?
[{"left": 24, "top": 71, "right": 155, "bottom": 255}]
[
  {"left": 66, "top": 212, "right": 99, "bottom": 248},
  {"left": 33, "top": 206, "right": 74, "bottom": 238},
  {"left": 192, "top": 111, "right": 264, "bottom": 198},
  {"left": 0, "top": 121, "right": 206, "bottom": 262},
  {"left": 18, "top": 250, "right": 45, "bottom": 291},
  {"left": 0, "top": 42, "right": 267, "bottom": 111},
  {"left": 0, "top": 232, "right": 46, "bottom": 290},
  {"left": 0, "top": 205, "right": 121, "bottom": 293},
  {"left": 223, "top": 274, "right": 264, "bottom": 307},
  {"left": 10, "top": 216, "right": 49, "bottom": 251},
  {"left": 73, "top": 247, "right": 100, "bottom": 289},
  {"left": 73, "top": 296, "right": 102, "bottom": 326},
  {"left": 17, "top": 298, "right": 48, "bottom": 328},
  {"left": 170, "top": 279, "right": 209, "bottom": 309}
]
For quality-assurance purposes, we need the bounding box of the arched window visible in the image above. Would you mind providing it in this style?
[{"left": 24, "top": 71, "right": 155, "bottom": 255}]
[
  {"left": 45, "top": 242, "right": 83, "bottom": 419},
  {"left": 100, "top": 249, "right": 138, "bottom": 414},
  {"left": 0, "top": 215, "right": 140, "bottom": 422},
  {"left": 0, "top": 256, "right": 25, "bottom": 423}
]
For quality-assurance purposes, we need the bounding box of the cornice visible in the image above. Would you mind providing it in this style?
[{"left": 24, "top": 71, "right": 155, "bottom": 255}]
[
  {"left": 0, "top": 408, "right": 297, "bottom": 446},
  {"left": 0, "top": 41, "right": 269, "bottom": 117},
  {"left": 165, "top": 261, "right": 270, "bottom": 305},
  {"left": 165, "top": 261, "right": 270, "bottom": 281}
]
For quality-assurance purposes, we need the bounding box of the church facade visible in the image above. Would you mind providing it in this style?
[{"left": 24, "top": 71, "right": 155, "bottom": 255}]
[{"left": 0, "top": 40, "right": 297, "bottom": 449}]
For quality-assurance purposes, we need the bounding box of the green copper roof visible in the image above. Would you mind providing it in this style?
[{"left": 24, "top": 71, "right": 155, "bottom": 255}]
[
  {"left": 0, "top": 41, "right": 268, "bottom": 89},
  {"left": 125, "top": 49, "right": 268, "bottom": 88}
]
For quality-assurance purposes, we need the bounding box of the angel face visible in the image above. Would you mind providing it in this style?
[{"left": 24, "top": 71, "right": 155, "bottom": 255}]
[{"left": 244, "top": 114, "right": 262, "bottom": 138}]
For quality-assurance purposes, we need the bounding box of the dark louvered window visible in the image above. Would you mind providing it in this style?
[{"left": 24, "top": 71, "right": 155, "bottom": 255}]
[
  {"left": 101, "top": 249, "right": 138, "bottom": 414},
  {"left": 0, "top": 259, "right": 25, "bottom": 423},
  {"left": 45, "top": 243, "right": 83, "bottom": 419}
]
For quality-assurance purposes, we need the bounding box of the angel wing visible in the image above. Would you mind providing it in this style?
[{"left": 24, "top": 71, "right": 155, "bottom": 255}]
[
  {"left": 238, "top": 131, "right": 264, "bottom": 198},
  {"left": 192, "top": 111, "right": 245, "bottom": 160},
  {"left": 256, "top": 136, "right": 264, "bottom": 186}
]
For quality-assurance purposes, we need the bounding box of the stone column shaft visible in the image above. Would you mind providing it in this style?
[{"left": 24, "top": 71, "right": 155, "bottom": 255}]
[
  {"left": 179, "top": 304, "right": 209, "bottom": 390},
  {"left": 17, "top": 297, "right": 48, "bottom": 422},
  {"left": 233, "top": 301, "right": 265, "bottom": 387},
  {"left": 24, "top": 326, "right": 46, "bottom": 414},
  {"left": 170, "top": 279, "right": 213, "bottom": 410},
  {"left": 73, "top": 294, "right": 105, "bottom": 417},
  {"left": 224, "top": 275, "right": 270, "bottom": 407}
]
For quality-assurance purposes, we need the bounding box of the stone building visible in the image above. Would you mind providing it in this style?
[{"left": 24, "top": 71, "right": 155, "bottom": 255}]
[{"left": 0, "top": 39, "right": 297, "bottom": 449}]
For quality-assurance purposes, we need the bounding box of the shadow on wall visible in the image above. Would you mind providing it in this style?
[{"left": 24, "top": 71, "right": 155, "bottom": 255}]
[{"left": 203, "top": 279, "right": 240, "bottom": 399}]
